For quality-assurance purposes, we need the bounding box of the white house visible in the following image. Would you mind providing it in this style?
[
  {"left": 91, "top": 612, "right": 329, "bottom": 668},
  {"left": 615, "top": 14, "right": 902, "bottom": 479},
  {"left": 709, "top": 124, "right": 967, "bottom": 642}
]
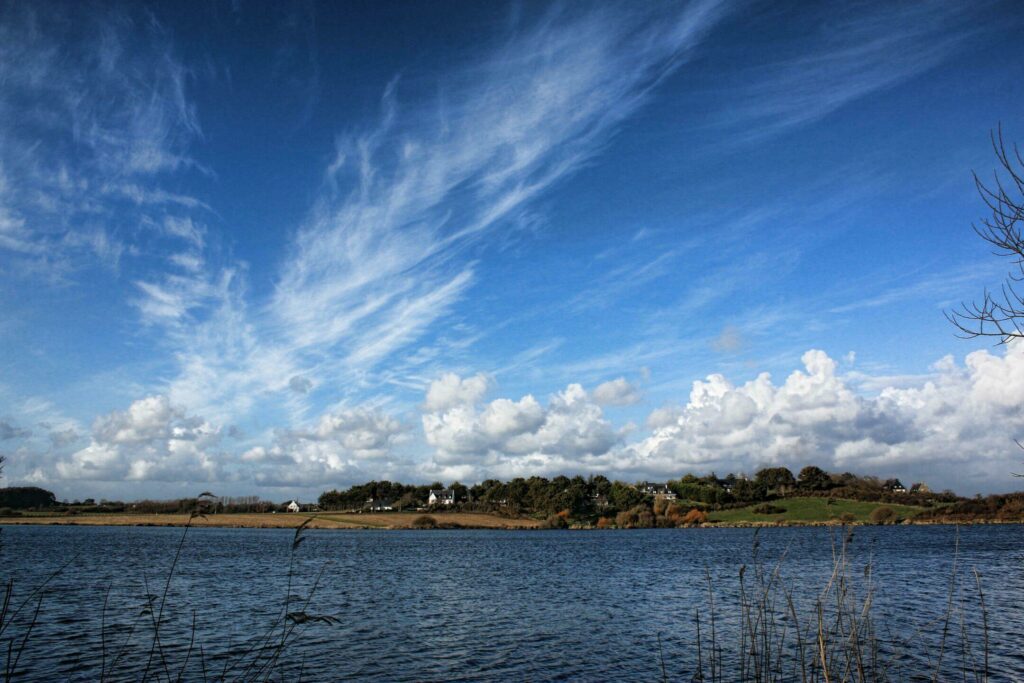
[
  {"left": 428, "top": 489, "right": 455, "bottom": 506},
  {"left": 286, "top": 500, "right": 300, "bottom": 513},
  {"left": 638, "top": 482, "right": 677, "bottom": 500},
  {"left": 365, "top": 498, "right": 394, "bottom": 511}
]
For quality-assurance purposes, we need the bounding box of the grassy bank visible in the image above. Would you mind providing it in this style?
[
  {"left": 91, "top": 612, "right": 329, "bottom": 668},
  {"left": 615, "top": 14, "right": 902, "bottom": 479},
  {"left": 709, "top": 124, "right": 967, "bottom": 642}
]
[{"left": 707, "top": 496, "right": 931, "bottom": 524}]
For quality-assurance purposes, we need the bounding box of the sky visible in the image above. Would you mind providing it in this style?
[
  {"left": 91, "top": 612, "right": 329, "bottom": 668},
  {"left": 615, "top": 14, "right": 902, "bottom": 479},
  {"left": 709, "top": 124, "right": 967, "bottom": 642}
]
[{"left": 2, "top": 0, "right": 1024, "bottom": 501}]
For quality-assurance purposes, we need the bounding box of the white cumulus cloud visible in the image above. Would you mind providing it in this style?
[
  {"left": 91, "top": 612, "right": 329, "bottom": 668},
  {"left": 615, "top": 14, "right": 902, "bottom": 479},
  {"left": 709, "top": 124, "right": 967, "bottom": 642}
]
[
  {"left": 242, "top": 407, "right": 408, "bottom": 488},
  {"left": 592, "top": 377, "right": 642, "bottom": 406},
  {"left": 626, "top": 344, "right": 1024, "bottom": 491},
  {"left": 422, "top": 374, "right": 622, "bottom": 480},
  {"left": 56, "top": 396, "right": 221, "bottom": 483}
]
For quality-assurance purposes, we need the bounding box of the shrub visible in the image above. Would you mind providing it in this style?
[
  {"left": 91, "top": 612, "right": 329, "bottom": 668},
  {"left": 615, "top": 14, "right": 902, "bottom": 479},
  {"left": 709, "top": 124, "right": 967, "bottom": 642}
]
[
  {"left": 411, "top": 515, "right": 438, "bottom": 529},
  {"left": 680, "top": 508, "right": 707, "bottom": 526},
  {"left": 543, "top": 513, "right": 568, "bottom": 529},
  {"left": 661, "top": 507, "right": 682, "bottom": 527},
  {"left": 753, "top": 503, "right": 787, "bottom": 515},
  {"left": 595, "top": 516, "right": 613, "bottom": 529},
  {"left": 615, "top": 505, "right": 655, "bottom": 528},
  {"left": 869, "top": 506, "right": 897, "bottom": 524}
]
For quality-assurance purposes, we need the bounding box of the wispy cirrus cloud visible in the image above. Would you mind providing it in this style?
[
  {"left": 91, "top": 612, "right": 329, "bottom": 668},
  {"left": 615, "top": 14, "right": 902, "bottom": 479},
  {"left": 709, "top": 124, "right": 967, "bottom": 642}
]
[
  {"left": 161, "top": 1, "right": 735, "bottom": 423},
  {"left": 0, "top": 10, "right": 217, "bottom": 478},
  {"left": 827, "top": 262, "right": 1006, "bottom": 315},
  {"left": 272, "top": 1, "right": 731, "bottom": 368},
  {"left": 0, "top": 4, "right": 204, "bottom": 282},
  {"left": 714, "top": 0, "right": 996, "bottom": 142}
]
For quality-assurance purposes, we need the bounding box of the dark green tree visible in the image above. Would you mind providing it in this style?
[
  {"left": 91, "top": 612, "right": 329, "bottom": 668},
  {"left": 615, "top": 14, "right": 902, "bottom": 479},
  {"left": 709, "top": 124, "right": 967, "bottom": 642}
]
[
  {"left": 754, "top": 467, "right": 796, "bottom": 494},
  {"left": 0, "top": 486, "right": 56, "bottom": 509},
  {"left": 797, "top": 465, "right": 832, "bottom": 490},
  {"left": 732, "top": 478, "right": 767, "bottom": 501},
  {"left": 450, "top": 481, "right": 469, "bottom": 503},
  {"left": 608, "top": 481, "right": 644, "bottom": 511}
]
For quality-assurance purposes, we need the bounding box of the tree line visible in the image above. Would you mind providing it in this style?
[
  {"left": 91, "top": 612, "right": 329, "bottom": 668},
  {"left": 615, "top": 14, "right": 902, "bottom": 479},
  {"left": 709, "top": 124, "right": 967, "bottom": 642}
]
[
  {"left": 0, "top": 466, "right": 956, "bottom": 515},
  {"left": 316, "top": 466, "right": 955, "bottom": 518}
]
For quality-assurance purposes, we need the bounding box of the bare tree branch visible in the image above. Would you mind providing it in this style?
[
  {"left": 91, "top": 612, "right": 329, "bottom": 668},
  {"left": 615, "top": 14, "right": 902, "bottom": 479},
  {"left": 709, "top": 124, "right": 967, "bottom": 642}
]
[{"left": 948, "top": 124, "right": 1024, "bottom": 341}]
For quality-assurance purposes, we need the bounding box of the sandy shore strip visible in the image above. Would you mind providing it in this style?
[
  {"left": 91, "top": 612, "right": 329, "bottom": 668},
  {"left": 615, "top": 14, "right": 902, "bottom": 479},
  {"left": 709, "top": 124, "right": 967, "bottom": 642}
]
[{"left": 0, "top": 512, "right": 542, "bottom": 530}]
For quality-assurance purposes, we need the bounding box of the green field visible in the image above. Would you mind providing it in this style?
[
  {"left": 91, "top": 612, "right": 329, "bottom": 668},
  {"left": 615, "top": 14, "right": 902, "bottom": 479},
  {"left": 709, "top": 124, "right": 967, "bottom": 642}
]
[{"left": 708, "top": 497, "right": 929, "bottom": 524}]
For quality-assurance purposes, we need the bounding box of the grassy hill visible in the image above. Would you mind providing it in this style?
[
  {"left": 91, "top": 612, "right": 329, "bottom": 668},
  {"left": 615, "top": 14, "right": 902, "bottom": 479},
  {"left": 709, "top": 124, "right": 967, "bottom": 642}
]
[{"left": 708, "top": 497, "right": 930, "bottom": 524}]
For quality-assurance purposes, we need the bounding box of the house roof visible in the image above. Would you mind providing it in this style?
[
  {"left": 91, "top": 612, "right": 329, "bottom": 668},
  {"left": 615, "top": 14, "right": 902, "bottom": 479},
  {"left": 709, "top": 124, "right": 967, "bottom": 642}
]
[{"left": 429, "top": 489, "right": 454, "bottom": 497}]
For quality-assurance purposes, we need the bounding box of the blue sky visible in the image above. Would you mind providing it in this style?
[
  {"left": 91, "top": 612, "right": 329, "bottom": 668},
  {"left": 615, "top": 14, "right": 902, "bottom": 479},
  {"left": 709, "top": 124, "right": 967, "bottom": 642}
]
[{"left": 2, "top": 0, "right": 1024, "bottom": 500}]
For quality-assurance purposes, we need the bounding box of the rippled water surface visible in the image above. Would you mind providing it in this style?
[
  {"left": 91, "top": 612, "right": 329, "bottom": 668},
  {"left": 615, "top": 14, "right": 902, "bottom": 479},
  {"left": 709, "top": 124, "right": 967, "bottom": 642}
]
[{"left": 1, "top": 524, "right": 1022, "bottom": 680}]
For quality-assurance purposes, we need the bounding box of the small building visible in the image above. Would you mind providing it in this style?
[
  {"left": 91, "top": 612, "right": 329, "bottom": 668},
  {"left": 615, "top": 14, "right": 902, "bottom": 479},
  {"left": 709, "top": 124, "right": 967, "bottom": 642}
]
[
  {"left": 883, "top": 479, "right": 907, "bottom": 494},
  {"left": 428, "top": 489, "right": 455, "bottom": 506},
  {"left": 365, "top": 498, "right": 394, "bottom": 512},
  {"left": 910, "top": 482, "right": 930, "bottom": 495},
  {"left": 637, "top": 482, "right": 677, "bottom": 500},
  {"left": 286, "top": 500, "right": 300, "bottom": 513}
]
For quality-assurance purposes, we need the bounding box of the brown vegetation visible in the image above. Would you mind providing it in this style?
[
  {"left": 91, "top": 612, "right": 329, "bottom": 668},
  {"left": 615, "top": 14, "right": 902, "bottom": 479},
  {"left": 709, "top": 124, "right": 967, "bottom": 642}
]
[
  {"left": 691, "top": 528, "right": 991, "bottom": 681},
  {"left": 913, "top": 492, "right": 1024, "bottom": 523},
  {"left": 680, "top": 508, "right": 708, "bottom": 526},
  {"left": 869, "top": 506, "right": 898, "bottom": 524},
  {"left": 411, "top": 515, "right": 438, "bottom": 529},
  {"left": 541, "top": 513, "right": 569, "bottom": 529},
  {"left": 0, "top": 511, "right": 541, "bottom": 529}
]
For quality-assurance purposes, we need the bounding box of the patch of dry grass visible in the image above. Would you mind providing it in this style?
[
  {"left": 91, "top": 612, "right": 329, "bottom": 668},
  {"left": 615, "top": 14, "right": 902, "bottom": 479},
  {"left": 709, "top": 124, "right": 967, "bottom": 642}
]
[{"left": 0, "top": 511, "right": 541, "bottom": 529}]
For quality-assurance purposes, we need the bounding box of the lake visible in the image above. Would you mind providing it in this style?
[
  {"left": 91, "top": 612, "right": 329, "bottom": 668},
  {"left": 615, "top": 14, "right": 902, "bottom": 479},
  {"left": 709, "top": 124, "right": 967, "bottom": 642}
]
[{"left": 1, "top": 524, "right": 1022, "bottom": 680}]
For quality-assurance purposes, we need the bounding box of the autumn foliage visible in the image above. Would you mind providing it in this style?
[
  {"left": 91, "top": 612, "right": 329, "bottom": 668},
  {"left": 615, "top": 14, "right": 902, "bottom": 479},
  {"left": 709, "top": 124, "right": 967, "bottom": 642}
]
[
  {"left": 610, "top": 502, "right": 706, "bottom": 528},
  {"left": 680, "top": 508, "right": 707, "bottom": 526}
]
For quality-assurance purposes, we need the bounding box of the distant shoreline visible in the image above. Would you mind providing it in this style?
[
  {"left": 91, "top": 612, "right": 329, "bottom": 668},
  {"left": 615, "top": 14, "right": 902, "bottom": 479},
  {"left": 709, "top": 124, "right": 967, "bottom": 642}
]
[
  {"left": 1, "top": 512, "right": 1019, "bottom": 530},
  {"left": 0, "top": 512, "right": 540, "bottom": 530}
]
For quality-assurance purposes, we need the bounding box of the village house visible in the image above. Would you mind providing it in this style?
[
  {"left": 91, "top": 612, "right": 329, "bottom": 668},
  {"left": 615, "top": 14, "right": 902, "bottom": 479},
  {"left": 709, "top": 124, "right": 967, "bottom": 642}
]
[
  {"left": 637, "top": 482, "right": 677, "bottom": 500},
  {"left": 428, "top": 489, "right": 455, "bottom": 506},
  {"left": 285, "top": 500, "right": 300, "bottom": 513},
  {"left": 910, "top": 482, "right": 930, "bottom": 494},
  {"left": 883, "top": 479, "right": 907, "bottom": 494},
  {"left": 365, "top": 498, "right": 394, "bottom": 512}
]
